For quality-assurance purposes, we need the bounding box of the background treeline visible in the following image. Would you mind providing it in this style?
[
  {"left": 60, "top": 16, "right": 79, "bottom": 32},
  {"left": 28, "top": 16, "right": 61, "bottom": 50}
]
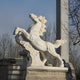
[{"left": 0, "top": 33, "right": 22, "bottom": 58}]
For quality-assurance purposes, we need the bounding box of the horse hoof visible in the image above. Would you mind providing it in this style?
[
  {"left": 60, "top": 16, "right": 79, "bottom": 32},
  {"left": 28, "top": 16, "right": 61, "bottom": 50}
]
[{"left": 13, "top": 28, "right": 16, "bottom": 35}]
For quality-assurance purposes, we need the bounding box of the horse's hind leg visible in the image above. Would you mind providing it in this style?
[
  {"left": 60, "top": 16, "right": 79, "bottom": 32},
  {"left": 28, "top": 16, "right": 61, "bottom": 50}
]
[
  {"left": 40, "top": 52, "right": 47, "bottom": 64},
  {"left": 47, "top": 48, "right": 64, "bottom": 67},
  {"left": 53, "top": 53, "right": 64, "bottom": 67},
  {"left": 47, "top": 42, "right": 64, "bottom": 67},
  {"left": 50, "top": 52, "right": 64, "bottom": 67}
]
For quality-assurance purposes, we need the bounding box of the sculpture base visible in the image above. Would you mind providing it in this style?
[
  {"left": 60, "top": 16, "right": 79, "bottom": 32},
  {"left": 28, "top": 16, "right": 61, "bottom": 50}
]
[{"left": 26, "top": 67, "right": 68, "bottom": 80}]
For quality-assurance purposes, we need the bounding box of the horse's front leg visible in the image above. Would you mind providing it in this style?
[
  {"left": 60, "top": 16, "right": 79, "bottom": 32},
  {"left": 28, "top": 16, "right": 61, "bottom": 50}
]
[
  {"left": 15, "top": 32, "right": 21, "bottom": 45},
  {"left": 14, "top": 27, "right": 30, "bottom": 40}
]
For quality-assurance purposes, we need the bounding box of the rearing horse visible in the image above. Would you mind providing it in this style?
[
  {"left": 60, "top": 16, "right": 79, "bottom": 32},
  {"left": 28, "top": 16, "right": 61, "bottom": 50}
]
[{"left": 14, "top": 13, "right": 65, "bottom": 67}]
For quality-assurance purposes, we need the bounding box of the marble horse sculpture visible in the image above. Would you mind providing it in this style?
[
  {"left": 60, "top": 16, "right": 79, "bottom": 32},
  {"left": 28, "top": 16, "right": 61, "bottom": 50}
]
[{"left": 13, "top": 13, "right": 66, "bottom": 67}]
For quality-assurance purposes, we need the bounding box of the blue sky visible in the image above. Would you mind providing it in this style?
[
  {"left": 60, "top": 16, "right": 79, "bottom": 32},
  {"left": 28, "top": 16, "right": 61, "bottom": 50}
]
[{"left": 0, "top": 0, "right": 56, "bottom": 35}]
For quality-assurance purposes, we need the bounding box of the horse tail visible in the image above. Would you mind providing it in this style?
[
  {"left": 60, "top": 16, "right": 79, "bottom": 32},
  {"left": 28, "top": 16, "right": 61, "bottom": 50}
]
[{"left": 53, "top": 40, "right": 66, "bottom": 48}]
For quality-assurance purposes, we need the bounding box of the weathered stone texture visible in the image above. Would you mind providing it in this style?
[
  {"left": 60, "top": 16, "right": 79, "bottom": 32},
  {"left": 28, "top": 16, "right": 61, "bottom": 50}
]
[{"left": 26, "top": 67, "right": 68, "bottom": 80}]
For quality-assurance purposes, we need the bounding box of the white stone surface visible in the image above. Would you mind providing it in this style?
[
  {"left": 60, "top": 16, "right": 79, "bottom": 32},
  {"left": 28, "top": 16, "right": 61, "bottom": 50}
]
[
  {"left": 27, "top": 66, "right": 68, "bottom": 72},
  {"left": 61, "top": 0, "right": 69, "bottom": 62},
  {"left": 14, "top": 13, "right": 66, "bottom": 67}
]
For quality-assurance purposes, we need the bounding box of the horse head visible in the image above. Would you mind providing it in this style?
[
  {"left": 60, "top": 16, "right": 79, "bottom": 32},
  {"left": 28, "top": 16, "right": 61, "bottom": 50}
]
[
  {"left": 29, "top": 13, "right": 47, "bottom": 24},
  {"left": 29, "top": 13, "right": 38, "bottom": 22}
]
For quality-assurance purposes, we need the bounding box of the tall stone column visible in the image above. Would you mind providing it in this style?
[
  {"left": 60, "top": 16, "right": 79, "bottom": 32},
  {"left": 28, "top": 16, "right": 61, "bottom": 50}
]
[{"left": 56, "top": 0, "right": 69, "bottom": 62}]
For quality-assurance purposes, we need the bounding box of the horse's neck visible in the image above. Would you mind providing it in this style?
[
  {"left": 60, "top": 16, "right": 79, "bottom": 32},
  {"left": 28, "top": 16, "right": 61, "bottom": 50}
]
[{"left": 30, "top": 22, "right": 41, "bottom": 33}]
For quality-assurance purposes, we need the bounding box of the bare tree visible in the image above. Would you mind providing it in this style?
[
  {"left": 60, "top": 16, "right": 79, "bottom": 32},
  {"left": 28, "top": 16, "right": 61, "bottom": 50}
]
[
  {"left": 0, "top": 33, "right": 12, "bottom": 58},
  {"left": 0, "top": 33, "right": 22, "bottom": 59},
  {"left": 13, "top": 43, "right": 23, "bottom": 58},
  {"left": 69, "top": 0, "right": 80, "bottom": 45},
  {"left": 69, "top": 0, "right": 80, "bottom": 80}
]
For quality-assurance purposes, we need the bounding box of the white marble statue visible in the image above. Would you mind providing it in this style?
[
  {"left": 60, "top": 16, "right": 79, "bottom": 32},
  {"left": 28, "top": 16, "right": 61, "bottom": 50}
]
[{"left": 14, "top": 13, "right": 66, "bottom": 67}]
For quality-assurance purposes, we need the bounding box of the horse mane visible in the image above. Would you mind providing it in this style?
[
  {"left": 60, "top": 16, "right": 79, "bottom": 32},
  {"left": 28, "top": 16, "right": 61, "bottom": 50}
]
[{"left": 38, "top": 16, "right": 47, "bottom": 36}]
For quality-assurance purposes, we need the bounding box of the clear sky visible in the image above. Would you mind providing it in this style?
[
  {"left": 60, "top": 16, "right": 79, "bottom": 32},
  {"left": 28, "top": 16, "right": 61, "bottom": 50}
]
[{"left": 0, "top": 0, "right": 56, "bottom": 35}]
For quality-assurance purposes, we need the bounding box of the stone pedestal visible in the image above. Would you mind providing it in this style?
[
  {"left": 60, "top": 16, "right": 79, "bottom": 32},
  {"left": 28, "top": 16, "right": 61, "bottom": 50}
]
[{"left": 26, "top": 67, "right": 68, "bottom": 80}]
